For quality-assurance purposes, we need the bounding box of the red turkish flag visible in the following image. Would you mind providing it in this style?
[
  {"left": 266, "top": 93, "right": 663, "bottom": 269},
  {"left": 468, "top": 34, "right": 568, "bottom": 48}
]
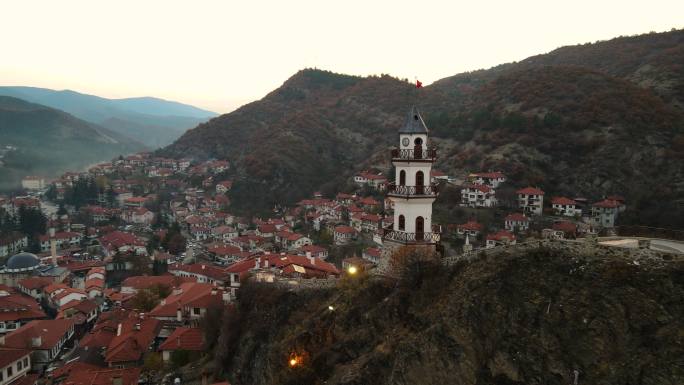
[{"left": 416, "top": 80, "right": 423, "bottom": 88}]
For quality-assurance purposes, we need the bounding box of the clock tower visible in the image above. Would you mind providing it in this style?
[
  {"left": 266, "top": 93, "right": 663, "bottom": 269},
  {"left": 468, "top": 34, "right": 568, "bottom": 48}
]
[{"left": 381, "top": 107, "right": 441, "bottom": 264}]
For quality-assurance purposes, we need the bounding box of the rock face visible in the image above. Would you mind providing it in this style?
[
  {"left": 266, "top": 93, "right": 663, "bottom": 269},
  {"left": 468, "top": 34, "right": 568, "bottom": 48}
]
[{"left": 212, "top": 244, "right": 684, "bottom": 385}]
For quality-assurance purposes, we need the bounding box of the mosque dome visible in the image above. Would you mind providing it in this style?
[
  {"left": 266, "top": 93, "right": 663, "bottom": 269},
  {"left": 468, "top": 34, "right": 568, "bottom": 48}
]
[{"left": 5, "top": 252, "right": 41, "bottom": 272}]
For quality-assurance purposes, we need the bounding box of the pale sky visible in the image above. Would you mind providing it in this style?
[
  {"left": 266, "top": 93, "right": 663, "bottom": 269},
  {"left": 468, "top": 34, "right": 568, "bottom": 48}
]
[{"left": 0, "top": 0, "right": 681, "bottom": 113}]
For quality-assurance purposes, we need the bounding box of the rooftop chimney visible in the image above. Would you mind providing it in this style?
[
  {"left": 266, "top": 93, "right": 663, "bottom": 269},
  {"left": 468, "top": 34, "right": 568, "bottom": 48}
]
[
  {"left": 134, "top": 323, "right": 141, "bottom": 331},
  {"left": 176, "top": 308, "right": 182, "bottom": 322},
  {"left": 116, "top": 323, "right": 122, "bottom": 337},
  {"left": 0, "top": 335, "right": 5, "bottom": 346},
  {"left": 31, "top": 336, "right": 42, "bottom": 347}
]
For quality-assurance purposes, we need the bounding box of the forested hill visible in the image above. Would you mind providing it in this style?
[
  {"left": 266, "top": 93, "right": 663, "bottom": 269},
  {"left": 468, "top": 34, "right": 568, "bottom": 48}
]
[
  {"left": 0, "top": 96, "right": 144, "bottom": 190},
  {"left": 161, "top": 29, "right": 684, "bottom": 227}
]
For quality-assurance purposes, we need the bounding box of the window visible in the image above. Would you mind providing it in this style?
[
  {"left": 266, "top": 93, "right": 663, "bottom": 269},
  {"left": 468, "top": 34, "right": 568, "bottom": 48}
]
[
  {"left": 23, "top": 358, "right": 28, "bottom": 367},
  {"left": 193, "top": 307, "right": 201, "bottom": 315},
  {"left": 414, "top": 137, "right": 423, "bottom": 146},
  {"left": 18, "top": 360, "right": 22, "bottom": 370},
  {"left": 399, "top": 170, "right": 406, "bottom": 186},
  {"left": 8, "top": 365, "right": 13, "bottom": 377},
  {"left": 398, "top": 215, "right": 405, "bottom": 231}
]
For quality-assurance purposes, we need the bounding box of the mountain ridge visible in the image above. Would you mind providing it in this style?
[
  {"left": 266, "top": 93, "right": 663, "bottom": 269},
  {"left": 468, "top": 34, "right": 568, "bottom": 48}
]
[
  {"left": 161, "top": 29, "right": 684, "bottom": 227},
  {"left": 0, "top": 86, "right": 217, "bottom": 148},
  {"left": 0, "top": 96, "right": 144, "bottom": 190}
]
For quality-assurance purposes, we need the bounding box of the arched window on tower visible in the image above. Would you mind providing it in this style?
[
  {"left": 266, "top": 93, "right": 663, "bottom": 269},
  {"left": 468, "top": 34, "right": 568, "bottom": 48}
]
[
  {"left": 415, "top": 216, "right": 424, "bottom": 239},
  {"left": 398, "top": 215, "right": 405, "bottom": 231},
  {"left": 399, "top": 170, "right": 406, "bottom": 186},
  {"left": 416, "top": 170, "right": 424, "bottom": 194},
  {"left": 414, "top": 137, "right": 423, "bottom": 159}
]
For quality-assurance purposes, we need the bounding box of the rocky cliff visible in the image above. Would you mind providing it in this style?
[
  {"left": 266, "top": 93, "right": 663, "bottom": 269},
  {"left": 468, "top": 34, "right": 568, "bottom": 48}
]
[{"left": 207, "top": 243, "right": 684, "bottom": 385}]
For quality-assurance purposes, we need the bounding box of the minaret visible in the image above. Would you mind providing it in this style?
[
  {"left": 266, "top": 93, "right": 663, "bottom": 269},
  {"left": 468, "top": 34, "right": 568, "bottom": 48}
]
[
  {"left": 49, "top": 227, "right": 58, "bottom": 266},
  {"left": 381, "top": 107, "right": 441, "bottom": 263}
]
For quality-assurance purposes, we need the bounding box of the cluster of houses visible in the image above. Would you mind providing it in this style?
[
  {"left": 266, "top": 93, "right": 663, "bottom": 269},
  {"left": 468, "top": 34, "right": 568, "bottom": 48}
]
[{"left": 453, "top": 171, "right": 627, "bottom": 251}]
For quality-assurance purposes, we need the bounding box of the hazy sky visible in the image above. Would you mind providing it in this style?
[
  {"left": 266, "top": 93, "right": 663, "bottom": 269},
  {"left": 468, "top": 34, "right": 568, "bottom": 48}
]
[{"left": 1, "top": 0, "right": 681, "bottom": 113}]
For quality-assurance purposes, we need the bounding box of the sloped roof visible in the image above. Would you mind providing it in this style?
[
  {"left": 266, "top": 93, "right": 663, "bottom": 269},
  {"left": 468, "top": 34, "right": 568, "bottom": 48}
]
[
  {"left": 158, "top": 327, "right": 204, "bottom": 351},
  {"left": 398, "top": 106, "right": 428, "bottom": 134}
]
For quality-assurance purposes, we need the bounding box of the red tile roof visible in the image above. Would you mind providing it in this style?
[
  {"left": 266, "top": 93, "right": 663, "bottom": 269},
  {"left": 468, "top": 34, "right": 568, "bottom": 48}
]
[
  {"left": 551, "top": 197, "right": 576, "bottom": 205},
  {"left": 0, "top": 347, "right": 31, "bottom": 369},
  {"left": 457, "top": 221, "right": 484, "bottom": 232},
  {"left": 158, "top": 327, "right": 204, "bottom": 351},
  {"left": 105, "top": 317, "right": 161, "bottom": 364},
  {"left": 505, "top": 213, "right": 529, "bottom": 222},
  {"left": 122, "top": 275, "right": 195, "bottom": 290},
  {"left": 2, "top": 319, "right": 74, "bottom": 350},
  {"left": 593, "top": 199, "right": 620, "bottom": 208},
  {"left": 517, "top": 187, "right": 544, "bottom": 195},
  {"left": 148, "top": 283, "right": 223, "bottom": 318},
  {"left": 59, "top": 363, "right": 141, "bottom": 385},
  {"left": 18, "top": 277, "right": 53, "bottom": 290},
  {"left": 464, "top": 184, "right": 493, "bottom": 193},
  {"left": 486, "top": 230, "right": 516, "bottom": 242},
  {"left": 169, "top": 263, "right": 229, "bottom": 281},
  {"left": 552, "top": 221, "right": 578, "bottom": 234},
  {"left": 335, "top": 226, "right": 357, "bottom": 234}
]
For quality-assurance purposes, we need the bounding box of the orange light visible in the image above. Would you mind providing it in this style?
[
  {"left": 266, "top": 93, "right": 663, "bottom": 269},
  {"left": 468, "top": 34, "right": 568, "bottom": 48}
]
[
  {"left": 347, "top": 265, "right": 358, "bottom": 275},
  {"left": 289, "top": 358, "right": 298, "bottom": 367}
]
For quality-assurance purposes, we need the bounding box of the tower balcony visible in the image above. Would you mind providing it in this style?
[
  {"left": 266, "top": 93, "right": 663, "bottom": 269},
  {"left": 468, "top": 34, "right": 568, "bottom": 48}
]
[
  {"left": 382, "top": 224, "right": 442, "bottom": 244},
  {"left": 387, "top": 183, "right": 439, "bottom": 198},
  {"left": 391, "top": 147, "right": 437, "bottom": 162}
]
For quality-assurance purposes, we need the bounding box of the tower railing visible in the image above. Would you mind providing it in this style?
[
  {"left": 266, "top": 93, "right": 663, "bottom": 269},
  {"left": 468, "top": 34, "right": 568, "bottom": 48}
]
[
  {"left": 382, "top": 224, "right": 442, "bottom": 243},
  {"left": 387, "top": 183, "right": 439, "bottom": 197},
  {"left": 391, "top": 147, "right": 437, "bottom": 161}
]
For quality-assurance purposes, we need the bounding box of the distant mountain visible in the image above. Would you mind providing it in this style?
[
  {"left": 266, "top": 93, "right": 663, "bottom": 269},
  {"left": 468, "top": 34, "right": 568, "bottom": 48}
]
[
  {"left": 161, "top": 29, "right": 684, "bottom": 227},
  {"left": 0, "top": 86, "right": 217, "bottom": 148},
  {"left": 0, "top": 96, "right": 144, "bottom": 190}
]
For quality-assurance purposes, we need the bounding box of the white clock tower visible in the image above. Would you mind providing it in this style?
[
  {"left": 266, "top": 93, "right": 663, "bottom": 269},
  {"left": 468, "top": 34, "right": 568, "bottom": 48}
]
[{"left": 382, "top": 107, "right": 441, "bottom": 257}]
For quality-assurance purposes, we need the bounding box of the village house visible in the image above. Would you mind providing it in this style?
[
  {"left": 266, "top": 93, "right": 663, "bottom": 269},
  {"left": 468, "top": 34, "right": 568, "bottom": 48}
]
[
  {"left": 461, "top": 184, "right": 497, "bottom": 208},
  {"left": 0, "top": 347, "right": 32, "bottom": 385},
  {"left": 517, "top": 187, "right": 545, "bottom": 216},
  {"left": 333, "top": 226, "right": 358, "bottom": 245},
  {"left": 362, "top": 247, "right": 382, "bottom": 264},
  {"left": 0, "top": 291, "right": 46, "bottom": 334},
  {"left": 38, "top": 232, "right": 82, "bottom": 253},
  {"left": 592, "top": 199, "right": 621, "bottom": 228},
  {"left": 168, "top": 263, "right": 229, "bottom": 286},
  {"left": 350, "top": 212, "right": 383, "bottom": 233},
  {"left": 468, "top": 172, "right": 506, "bottom": 188},
  {"left": 455, "top": 220, "right": 483, "bottom": 238},
  {"left": 17, "top": 277, "right": 53, "bottom": 301},
  {"left": 148, "top": 283, "right": 226, "bottom": 323},
  {"left": 21, "top": 176, "right": 46, "bottom": 190},
  {"left": 0, "top": 232, "right": 27, "bottom": 258},
  {"left": 551, "top": 197, "right": 581, "bottom": 217},
  {"left": 215, "top": 180, "right": 233, "bottom": 194},
  {"left": 295, "top": 245, "right": 328, "bottom": 260},
  {"left": 0, "top": 319, "right": 75, "bottom": 370},
  {"left": 158, "top": 327, "right": 204, "bottom": 362},
  {"left": 486, "top": 230, "right": 517, "bottom": 248},
  {"left": 104, "top": 317, "right": 161, "bottom": 368},
  {"left": 353, "top": 171, "right": 388, "bottom": 190},
  {"left": 504, "top": 213, "right": 530, "bottom": 232}
]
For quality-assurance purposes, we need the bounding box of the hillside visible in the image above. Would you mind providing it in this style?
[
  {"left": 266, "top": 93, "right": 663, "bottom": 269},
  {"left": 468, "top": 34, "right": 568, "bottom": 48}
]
[
  {"left": 0, "top": 86, "right": 217, "bottom": 148},
  {"left": 0, "top": 96, "right": 144, "bottom": 190},
  {"left": 204, "top": 244, "right": 684, "bottom": 385},
  {"left": 161, "top": 29, "right": 684, "bottom": 227}
]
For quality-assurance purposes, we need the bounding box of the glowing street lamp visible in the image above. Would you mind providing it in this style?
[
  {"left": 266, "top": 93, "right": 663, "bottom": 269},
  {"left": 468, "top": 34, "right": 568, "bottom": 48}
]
[{"left": 347, "top": 265, "right": 358, "bottom": 275}]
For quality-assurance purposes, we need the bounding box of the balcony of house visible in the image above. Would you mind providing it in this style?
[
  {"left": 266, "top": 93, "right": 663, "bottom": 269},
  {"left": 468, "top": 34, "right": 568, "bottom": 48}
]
[
  {"left": 391, "top": 147, "right": 437, "bottom": 161},
  {"left": 382, "top": 224, "right": 442, "bottom": 244},
  {"left": 387, "top": 183, "right": 439, "bottom": 198}
]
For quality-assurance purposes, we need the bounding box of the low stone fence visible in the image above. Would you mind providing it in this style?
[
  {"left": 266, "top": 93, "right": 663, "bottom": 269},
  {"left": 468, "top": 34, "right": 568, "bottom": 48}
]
[{"left": 272, "top": 277, "right": 339, "bottom": 291}]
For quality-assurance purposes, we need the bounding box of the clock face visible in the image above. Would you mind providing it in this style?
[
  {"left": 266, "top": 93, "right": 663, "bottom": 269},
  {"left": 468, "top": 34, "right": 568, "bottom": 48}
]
[{"left": 402, "top": 138, "right": 409, "bottom": 147}]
